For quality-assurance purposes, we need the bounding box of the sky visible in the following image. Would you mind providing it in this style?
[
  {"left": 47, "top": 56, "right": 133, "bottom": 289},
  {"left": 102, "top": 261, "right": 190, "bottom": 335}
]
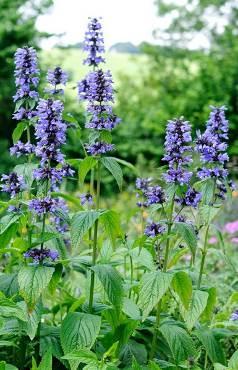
[{"left": 36, "top": 0, "right": 160, "bottom": 49}]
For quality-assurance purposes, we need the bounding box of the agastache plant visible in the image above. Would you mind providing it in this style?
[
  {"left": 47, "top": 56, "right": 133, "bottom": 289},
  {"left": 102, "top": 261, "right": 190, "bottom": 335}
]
[{"left": 78, "top": 17, "right": 121, "bottom": 312}]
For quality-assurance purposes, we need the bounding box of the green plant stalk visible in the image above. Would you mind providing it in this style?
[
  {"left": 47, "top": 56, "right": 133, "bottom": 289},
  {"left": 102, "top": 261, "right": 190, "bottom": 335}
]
[
  {"left": 150, "top": 196, "right": 175, "bottom": 359},
  {"left": 89, "top": 168, "right": 95, "bottom": 242},
  {"left": 89, "top": 161, "right": 101, "bottom": 312},
  {"left": 197, "top": 224, "right": 209, "bottom": 289},
  {"left": 129, "top": 254, "right": 134, "bottom": 298}
]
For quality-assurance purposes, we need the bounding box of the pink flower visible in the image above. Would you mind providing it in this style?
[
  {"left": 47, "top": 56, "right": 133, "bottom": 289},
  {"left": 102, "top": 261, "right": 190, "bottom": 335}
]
[
  {"left": 231, "top": 237, "right": 238, "bottom": 244},
  {"left": 208, "top": 236, "right": 217, "bottom": 245},
  {"left": 225, "top": 220, "right": 238, "bottom": 234}
]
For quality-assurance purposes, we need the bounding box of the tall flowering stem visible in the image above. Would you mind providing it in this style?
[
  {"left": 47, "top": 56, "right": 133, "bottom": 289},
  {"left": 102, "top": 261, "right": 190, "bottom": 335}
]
[
  {"left": 78, "top": 18, "right": 121, "bottom": 312},
  {"left": 196, "top": 106, "right": 230, "bottom": 288},
  {"left": 149, "top": 117, "right": 194, "bottom": 359}
]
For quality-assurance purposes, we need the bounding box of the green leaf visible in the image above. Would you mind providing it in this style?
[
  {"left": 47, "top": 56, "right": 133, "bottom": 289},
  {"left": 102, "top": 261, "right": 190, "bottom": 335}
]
[
  {"left": 199, "top": 205, "right": 220, "bottom": 224},
  {"left": 160, "top": 323, "right": 196, "bottom": 364},
  {"left": 92, "top": 264, "right": 123, "bottom": 309},
  {"left": 12, "top": 121, "right": 26, "bottom": 143},
  {"left": 129, "top": 247, "right": 155, "bottom": 271},
  {"left": 119, "top": 340, "right": 147, "bottom": 367},
  {"left": 201, "top": 287, "right": 217, "bottom": 322},
  {"left": 61, "top": 313, "right": 101, "bottom": 370},
  {"left": 110, "top": 157, "right": 137, "bottom": 173},
  {"left": 0, "top": 294, "right": 27, "bottom": 322},
  {"left": 100, "top": 210, "right": 122, "bottom": 245},
  {"left": 0, "top": 214, "right": 20, "bottom": 235},
  {"left": 181, "top": 290, "right": 208, "bottom": 330},
  {"left": 71, "top": 211, "right": 101, "bottom": 249},
  {"left": 0, "top": 273, "right": 19, "bottom": 297},
  {"left": 62, "top": 348, "right": 98, "bottom": 366},
  {"left": 199, "top": 179, "right": 215, "bottom": 204},
  {"left": 0, "top": 223, "right": 18, "bottom": 249},
  {"left": 18, "top": 301, "right": 42, "bottom": 340},
  {"left": 137, "top": 271, "right": 173, "bottom": 320},
  {"left": 229, "top": 350, "right": 238, "bottom": 369},
  {"left": 172, "top": 271, "right": 192, "bottom": 310},
  {"left": 18, "top": 266, "right": 54, "bottom": 309},
  {"left": 194, "top": 327, "right": 226, "bottom": 365},
  {"left": 123, "top": 298, "right": 141, "bottom": 320},
  {"left": 100, "top": 130, "right": 112, "bottom": 143},
  {"left": 38, "top": 349, "right": 52, "bottom": 370},
  {"left": 48, "top": 264, "right": 63, "bottom": 294},
  {"left": 173, "top": 222, "right": 197, "bottom": 257},
  {"left": 78, "top": 156, "right": 97, "bottom": 185},
  {"left": 100, "top": 157, "right": 123, "bottom": 190}
]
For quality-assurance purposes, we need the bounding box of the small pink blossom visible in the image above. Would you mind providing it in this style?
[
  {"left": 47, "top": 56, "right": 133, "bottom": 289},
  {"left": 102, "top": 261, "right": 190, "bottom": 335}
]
[
  {"left": 231, "top": 237, "right": 238, "bottom": 244},
  {"left": 225, "top": 220, "right": 238, "bottom": 234},
  {"left": 209, "top": 236, "right": 217, "bottom": 245}
]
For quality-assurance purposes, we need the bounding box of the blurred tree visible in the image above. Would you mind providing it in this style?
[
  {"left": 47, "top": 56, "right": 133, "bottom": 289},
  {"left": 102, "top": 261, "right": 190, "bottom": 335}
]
[{"left": 0, "top": 0, "right": 52, "bottom": 173}]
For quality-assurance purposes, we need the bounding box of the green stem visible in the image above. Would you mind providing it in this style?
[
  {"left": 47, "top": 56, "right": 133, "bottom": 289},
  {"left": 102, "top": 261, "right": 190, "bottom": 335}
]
[
  {"left": 88, "top": 168, "right": 95, "bottom": 242},
  {"left": 89, "top": 161, "right": 101, "bottom": 312},
  {"left": 40, "top": 213, "right": 46, "bottom": 252},
  {"left": 129, "top": 255, "right": 133, "bottom": 298},
  {"left": 197, "top": 224, "right": 209, "bottom": 289},
  {"left": 150, "top": 196, "right": 175, "bottom": 359}
]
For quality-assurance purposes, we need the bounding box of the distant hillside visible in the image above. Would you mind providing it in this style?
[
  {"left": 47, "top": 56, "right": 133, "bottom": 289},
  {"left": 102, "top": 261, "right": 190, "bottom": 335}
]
[{"left": 109, "top": 42, "right": 141, "bottom": 54}]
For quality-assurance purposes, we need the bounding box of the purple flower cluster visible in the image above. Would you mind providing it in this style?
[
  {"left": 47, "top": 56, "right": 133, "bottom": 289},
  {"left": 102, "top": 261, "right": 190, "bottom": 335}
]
[
  {"left": 196, "top": 106, "right": 229, "bottom": 180},
  {"left": 0, "top": 173, "right": 25, "bottom": 198},
  {"left": 51, "top": 198, "right": 69, "bottom": 233},
  {"left": 145, "top": 222, "right": 166, "bottom": 237},
  {"left": 46, "top": 67, "right": 68, "bottom": 95},
  {"left": 24, "top": 248, "right": 58, "bottom": 263},
  {"left": 78, "top": 18, "right": 121, "bottom": 155},
  {"left": 144, "top": 185, "right": 166, "bottom": 206},
  {"left": 176, "top": 188, "right": 202, "bottom": 208},
  {"left": 230, "top": 310, "right": 238, "bottom": 321},
  {"left": 83, "top": 17, "right": 105, "bottom": 66},
  {"left": 86, "top": 142, "right": 114, "bottom": 155},
  {"left": 10, "top": 141, "right": 35, "bottom": 157},
  {"left": 163, "top": 118, "right": 192, "bottom": 185},
  {"left": 29, "top": 197, "right": 57, "bottom": 215},
  {"left": 80, "top": 193, "right": 93, "bottom": 205},
  {"left": 13, "top": 46, "right": 39, "bottom": 103}
]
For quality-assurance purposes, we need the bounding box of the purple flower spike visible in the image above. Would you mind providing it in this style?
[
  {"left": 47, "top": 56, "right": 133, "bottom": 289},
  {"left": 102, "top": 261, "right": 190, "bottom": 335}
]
[
  {"left": 144, "top": 185, "right": 166, "bottom": 205},
  {"left": 163, "top": 117, "right": 192, "bottom": 185},
  {"left": 86, "top": 141, "right": 114, "bottom": 156},
  {"left": 230, "top": 310, "right": 238, "bottom": 321},
  {"left": 83, "top": 17, "right": 105, "bottom": 66},
  {"left": 13, "top": 46, "right": 39, "bottom": 102},
  {"left": 10, "top": 141, "right": 35, "bottom": 157},
  {"left": 46, "top": 67, "right": 68, "bottom": 95},
  {"left": 145, "top": 222, "right": 166, "bottom": 237},
  {"left": 0, "top": 172, "right": 25, "bottom": 198},
  {"left": 29, "top": 197, "right": 57, "bottom": 215},
  {"left": 78, "top": 69, "right": 114, "bottom": 103},
  {"left": 80, "top": 193, "right": 93, "bottom": 205},
  {"left": 24, "top": 248, "right": 59, "bottom": 263},
  {"left": 176, "top": 188, "right": 202, "bottom": 208}
]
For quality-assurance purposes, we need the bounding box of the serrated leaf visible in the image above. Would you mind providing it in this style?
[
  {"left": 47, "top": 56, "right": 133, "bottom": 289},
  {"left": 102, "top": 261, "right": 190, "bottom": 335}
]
[
  {"left": 78, "top": 157, "right": 97, "bottom": 185},
  {"left": 100, "top": 210, "right": 122, "bottom": 245},
  {"left": 0, "top": 214, "right": 20, "bottom": 235},
  {"left": 61, "top": 313, "right": 101, "bottom": 370},
  {"left": 38, "top": 349, "right": 52, "bottom": 370},
  {"left": 129, "top": 247, "right": 155, "bottom": 271},
  {"left": 229, "top": 350, "right": 238, "bottom": 369},
  {"left": 181, "top": 290, "right": 208, "bottom": 330},
  {"left": 62, "top": 348, "right": 98, "bottom": 366},
  {"left": 0, "top": 295, "right": 27, "bottom": 322},
  {"left": 100, "top": 157, "right": 123, "bottom": 190},
  {"left": 194, "top": 327, "right": 226, "bottom": 365},
  {"left": 110, "top": 157, "right": 137, "bottom": 172},
  {"left": 201, "top": 287, "right": 217, "bottom": 322},
  {"left": 137, "top": 271, "right": 173, "bottom": 320},
  {"left": 199, "top": 205, "right": 220, "bottom": 224},
  {"left": 18, "top": 266, "right": 54, "bottom": 309},
  {"left": 18, "top": 301, "right": 42, "bottom": 340},
  {"left": 92, "top": 264, "right": 123, "bottom": 309},
  {"left": 0, "top": 274, "right": 19, "bottom": 297},
  {"left": 160, "top": 323, "right": 196, "bottom": 364},
  {"left": 174, "top": 222, "right": 197, "bottom": 257},
  {"left": 12, "top": 121, "right": 26, "bottom": 143},
  {"left": 123, "top": 298, "right": 141, "bottom": 320},
  {"left": 172, "top": 271, "right": 192, "bottom": 309},
  {"left": 71, "top": 211, "right": 101, "bottom": 249}
]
